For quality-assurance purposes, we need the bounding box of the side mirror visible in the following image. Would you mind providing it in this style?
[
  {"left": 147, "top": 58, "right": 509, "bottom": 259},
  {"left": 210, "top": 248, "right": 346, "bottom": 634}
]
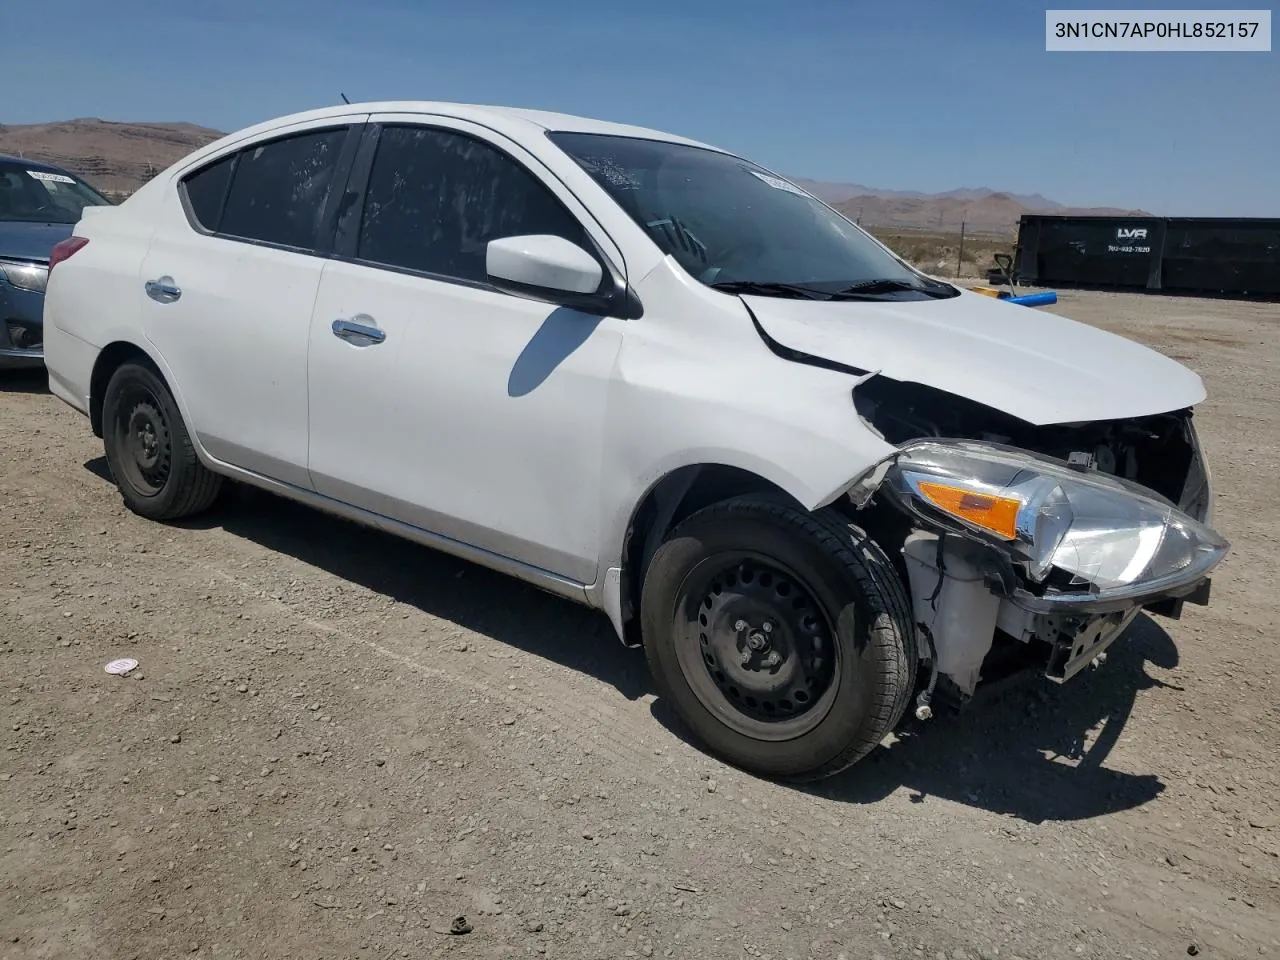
[{"left": 486, "top": 234, "right": 604, "bottom": 297}]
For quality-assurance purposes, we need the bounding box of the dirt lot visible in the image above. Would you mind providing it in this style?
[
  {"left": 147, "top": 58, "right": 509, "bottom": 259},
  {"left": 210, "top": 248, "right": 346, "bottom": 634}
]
[{"left": 2, "top": 288, "right": 1278, "bottom": 960}]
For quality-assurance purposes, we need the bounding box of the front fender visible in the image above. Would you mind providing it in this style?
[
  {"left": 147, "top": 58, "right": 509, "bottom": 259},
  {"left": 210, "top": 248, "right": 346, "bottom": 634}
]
[{"left": 597, "top": 345, "right": 896, "bottom": 575}]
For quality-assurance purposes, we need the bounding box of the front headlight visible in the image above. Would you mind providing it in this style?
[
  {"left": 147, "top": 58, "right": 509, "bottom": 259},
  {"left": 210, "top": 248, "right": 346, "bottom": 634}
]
[
  {"left": 882, "top": 439, "right": 1228, "bottom": 606},
  {"left": 0, "top": 260, "right": 49, "bottom": 294}
]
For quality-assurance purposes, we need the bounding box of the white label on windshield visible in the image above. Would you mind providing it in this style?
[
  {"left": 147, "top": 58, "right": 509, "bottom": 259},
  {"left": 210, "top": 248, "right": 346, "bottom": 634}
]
[
  {"left": 27, "top": 170, "right": 75, "bottom": 183},
  {"left": 748, "top": 170, "right": 810, "bottom": 197}
]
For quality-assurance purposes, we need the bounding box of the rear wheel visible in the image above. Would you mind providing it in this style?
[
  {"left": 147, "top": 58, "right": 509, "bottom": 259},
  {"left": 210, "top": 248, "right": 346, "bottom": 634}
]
[
  {"left": 101, "top": 361, "right": 222, "bottom": 521},
  {"left": 640, "top": 494, "right": 916, "bottom": 781}
]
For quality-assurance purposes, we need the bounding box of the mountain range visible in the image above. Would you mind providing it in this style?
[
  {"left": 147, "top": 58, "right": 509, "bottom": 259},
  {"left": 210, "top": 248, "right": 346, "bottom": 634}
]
[
  {"left": 0, "top": 118, "right": 1148, "bottom": 234},
  {"left": 792, "top": 179, "right": 1148, "bottom": 234},
  {"left": 792, "top": 179, "right": 1067, "bottom": 209}
]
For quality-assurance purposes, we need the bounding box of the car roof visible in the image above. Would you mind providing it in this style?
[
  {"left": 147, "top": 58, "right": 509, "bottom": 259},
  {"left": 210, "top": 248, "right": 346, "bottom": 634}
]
[
  {"left": 229, "top": 100, "right": 726, "bottom": 153},
  {"left": 0, "top": 153, "right": 79, "bottom": 174}
]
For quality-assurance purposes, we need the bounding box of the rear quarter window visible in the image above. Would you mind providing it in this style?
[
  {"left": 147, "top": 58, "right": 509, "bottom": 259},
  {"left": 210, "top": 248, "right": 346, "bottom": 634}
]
[{"left": 181, "top": 155, "right": 234, "bottom": 231}]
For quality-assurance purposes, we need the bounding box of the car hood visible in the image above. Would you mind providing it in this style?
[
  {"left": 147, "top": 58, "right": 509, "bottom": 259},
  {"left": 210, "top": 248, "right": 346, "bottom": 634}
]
[
  {"left": 0, "top": 221, "right": 75, "bottom": 264},
  {"left": 741, "top": 289, "right": 1205, "bottom": 426}
]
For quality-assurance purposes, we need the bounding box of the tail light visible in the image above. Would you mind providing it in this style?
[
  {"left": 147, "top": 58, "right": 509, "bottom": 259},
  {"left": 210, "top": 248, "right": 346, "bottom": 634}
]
[{"left": 48, "top": 236, "right": 89, "bottom": 273}]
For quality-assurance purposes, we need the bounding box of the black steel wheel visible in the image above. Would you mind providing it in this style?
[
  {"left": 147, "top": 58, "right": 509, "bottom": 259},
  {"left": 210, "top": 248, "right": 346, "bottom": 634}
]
[
  {"left": 675, "top": 553, "right": 840, "bottom": 740},
  {"left": 101, "top": 360, "right": 222, "bottom": 521},
  {"left": 641, "top": 493, "right": 916, "bottom": 781},
  {"left": 110, "top": 381, "right": 172, "bottom": 497}
]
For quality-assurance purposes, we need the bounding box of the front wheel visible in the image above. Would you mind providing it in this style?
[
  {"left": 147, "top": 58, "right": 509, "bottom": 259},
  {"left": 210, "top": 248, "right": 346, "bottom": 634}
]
[
  {"left": 101, "top": 360, "right": 223, "bottom": 521},
  {"left": 640, "top": 494, "right": 916, "bottom": 781}
]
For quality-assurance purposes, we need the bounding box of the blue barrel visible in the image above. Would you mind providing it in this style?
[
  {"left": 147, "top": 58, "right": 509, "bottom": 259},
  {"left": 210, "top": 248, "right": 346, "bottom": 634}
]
[{"left": 1003, "top": 291, "right": 1058, "bottom": 307}]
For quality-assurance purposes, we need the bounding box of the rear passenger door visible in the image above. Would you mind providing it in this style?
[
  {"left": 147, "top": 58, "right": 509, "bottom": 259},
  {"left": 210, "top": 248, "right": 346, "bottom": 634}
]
[{"left": 139, "top": 117, "right": 364, "bottom": 487}]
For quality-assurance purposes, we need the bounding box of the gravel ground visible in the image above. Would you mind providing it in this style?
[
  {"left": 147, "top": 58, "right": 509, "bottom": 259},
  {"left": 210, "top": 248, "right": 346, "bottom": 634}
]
[{"left": 2, "top": 288, "right": 1278, "bottom": 960}]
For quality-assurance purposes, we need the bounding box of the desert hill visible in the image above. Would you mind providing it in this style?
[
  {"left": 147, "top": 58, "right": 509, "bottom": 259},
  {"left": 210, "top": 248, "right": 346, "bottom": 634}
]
[{"left": 0, "top": 119, "right": 224, "bottom": 196}]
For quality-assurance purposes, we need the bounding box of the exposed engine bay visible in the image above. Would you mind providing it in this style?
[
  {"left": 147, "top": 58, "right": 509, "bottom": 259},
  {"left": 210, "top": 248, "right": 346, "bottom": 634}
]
[
  {"left": 853, "top": 376, "right": 1209, "bottom": 520},
  {"left": 848, "top": 374, "right": 1213, "bottom": 712}
]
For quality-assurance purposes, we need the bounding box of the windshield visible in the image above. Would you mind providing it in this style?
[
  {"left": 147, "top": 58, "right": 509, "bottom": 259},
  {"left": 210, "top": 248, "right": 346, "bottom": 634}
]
[
  {"left": 0, "top": 161, "right": 112, "bottom": 224},
  {"left": 547, "top": 131, "right": 956, "bottom": 300}
]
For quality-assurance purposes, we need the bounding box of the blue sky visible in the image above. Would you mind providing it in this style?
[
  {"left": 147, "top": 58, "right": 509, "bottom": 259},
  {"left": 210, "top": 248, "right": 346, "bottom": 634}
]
[{"left": 4, "top": 0, "right": 1276, "bottom": 215}]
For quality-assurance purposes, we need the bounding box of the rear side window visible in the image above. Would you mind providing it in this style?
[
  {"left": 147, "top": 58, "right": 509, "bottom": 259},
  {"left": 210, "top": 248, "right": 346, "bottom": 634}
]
[
  {"left": 182, "top": 155, "right": 234, "bottom": 230},
  {"left": 216, "top": 127, "right": 349, "bottom": 251},
  {"left": 356, "top": 125, "right": 590, "bottom": 283}
]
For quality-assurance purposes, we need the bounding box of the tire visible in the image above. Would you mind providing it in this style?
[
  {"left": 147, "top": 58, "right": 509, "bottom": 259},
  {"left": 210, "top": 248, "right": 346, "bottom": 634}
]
[
  {"left": 640, "top": 493, "right": 917, "bottom": 781},
  {"left": 101, "top": 360, "right": 222, "bottom": 521}
]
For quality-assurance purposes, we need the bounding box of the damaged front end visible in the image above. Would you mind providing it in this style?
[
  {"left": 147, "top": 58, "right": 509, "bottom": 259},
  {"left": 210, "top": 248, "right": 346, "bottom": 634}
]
[{"left": 847, "top": 377, "right": 1228, "bottom": 711}]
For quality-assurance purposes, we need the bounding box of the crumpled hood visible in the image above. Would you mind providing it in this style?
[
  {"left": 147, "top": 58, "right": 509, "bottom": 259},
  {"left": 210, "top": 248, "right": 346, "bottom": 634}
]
[
  {"left": 742, "top": 289, "right": 1205, "bottom": 426},
  {"left": 0, "top": 221, "right": 75, "bottom": 264}
]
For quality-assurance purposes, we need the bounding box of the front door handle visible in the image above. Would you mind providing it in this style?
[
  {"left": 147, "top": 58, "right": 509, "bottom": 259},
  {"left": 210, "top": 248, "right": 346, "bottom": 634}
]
[
  {"left": 331, "top": 315, "right": 386, "bottom": 346},
  {"left": 145, "top": 276, "right": 181, "bottom": 303}
]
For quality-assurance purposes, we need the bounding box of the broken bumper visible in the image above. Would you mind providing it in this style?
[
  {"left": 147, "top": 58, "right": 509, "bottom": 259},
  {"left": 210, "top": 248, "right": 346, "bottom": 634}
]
[
  {"left": 1009, "top": 563, "right": 1219, "bottom": 615},
  {"left": 1039, "top": 576, "right": 1210, "bottom": 683},
  {"left": 876, "top": 435, "right": 1228, "bottom": 697},
  {"left": 1044, "top": 608, "right": 1139, "bottom": 683},
  {"left": 1039, "top": 578, "right": 1213, "bottom": 684}
]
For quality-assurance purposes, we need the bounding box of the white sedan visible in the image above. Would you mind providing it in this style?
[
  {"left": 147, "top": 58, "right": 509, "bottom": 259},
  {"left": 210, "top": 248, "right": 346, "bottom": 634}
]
[{"left": 42, "top": 101, "right": 1228, "bottom": 780}]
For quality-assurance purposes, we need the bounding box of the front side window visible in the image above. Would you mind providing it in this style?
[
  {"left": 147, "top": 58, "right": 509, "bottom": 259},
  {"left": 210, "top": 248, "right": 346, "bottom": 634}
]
[
  {"left": 0, "top": 161, "right": 111, "bottom": 224},
  {"left": 548, "top": 131, "right": 956, "bottom": 300},
  {"left": 215, "top": 126, "right": 349, "bottom": 250},
  {"left": 357, "top": 125, "right": 590, "bottom": 284}
]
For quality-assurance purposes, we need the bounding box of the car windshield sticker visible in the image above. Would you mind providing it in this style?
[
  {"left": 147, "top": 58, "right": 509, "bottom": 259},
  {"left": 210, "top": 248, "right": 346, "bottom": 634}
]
[
  {"left": 747, "top": 170, "right": 810, "bottom": 197},
  {"left": 26, "top": 170, "right": 76, "bottom": 184}
]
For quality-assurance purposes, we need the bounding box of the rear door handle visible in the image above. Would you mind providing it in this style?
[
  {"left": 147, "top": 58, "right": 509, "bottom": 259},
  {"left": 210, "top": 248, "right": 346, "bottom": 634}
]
[
  {"left": 145, "top": 276, "right": 181, "bottom": 303},
  {"left": 331, "top": 315, "right": 386, "bottom": 346}
]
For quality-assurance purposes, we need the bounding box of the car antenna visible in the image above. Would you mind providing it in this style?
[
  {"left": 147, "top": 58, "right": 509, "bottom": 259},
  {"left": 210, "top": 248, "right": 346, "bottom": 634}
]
[{"left": 340, "top": 92, "right": 350, "bottom": 104}]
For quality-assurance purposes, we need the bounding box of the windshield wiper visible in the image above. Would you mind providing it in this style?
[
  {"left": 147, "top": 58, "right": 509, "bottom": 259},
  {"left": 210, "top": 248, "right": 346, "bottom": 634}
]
[
  {"left": 709, "top": 280, "right": 833, "bottom": 300},
  {"left": 831, "top": 278, "right": 957, "bottom": 299}
]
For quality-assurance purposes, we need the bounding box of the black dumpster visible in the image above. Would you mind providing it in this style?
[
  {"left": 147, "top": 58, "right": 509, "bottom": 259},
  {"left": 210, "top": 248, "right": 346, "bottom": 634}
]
[
  {"left": 1013, "top": 215, "right": 1280, "bottom": 299},
  {"left": 1162, "top": 218, "right": 1280, "bottom": 296}
]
